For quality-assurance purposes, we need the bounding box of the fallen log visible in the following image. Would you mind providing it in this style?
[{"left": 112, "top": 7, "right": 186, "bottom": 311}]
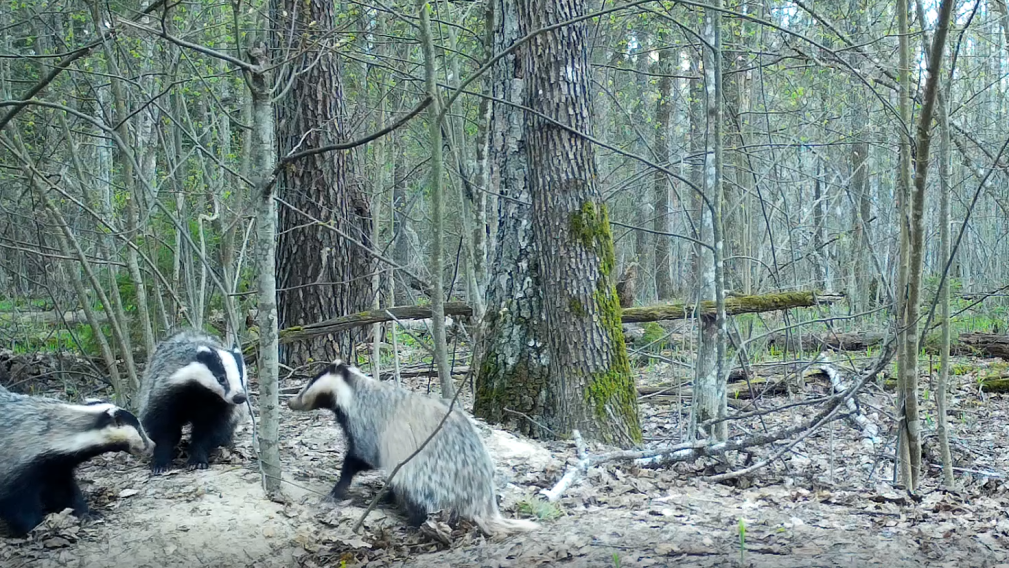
[
  {"left": 620, "top": 291, "right": 844, "bottom": 323},
  {"left": 277, "top": 302, "right": 474, "bottom": 345},
  {"left": 767, "top": 331, "right": 886, "bottom": 352},
  {"left": 266, "top": 291, "right": 844, "bottom": 350},
  {"left": 764, "top": 331, "right": 1009, "bottom": 360},
  {"left": 952, "top": 333, "right": 1009, "bottom": 359}
]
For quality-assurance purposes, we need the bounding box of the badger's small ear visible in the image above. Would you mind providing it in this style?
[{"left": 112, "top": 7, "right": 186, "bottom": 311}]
[
  {"left": 196, "top": 345, "right": 213, "bottom": 354},
  {"left": 83, "top": 398, "right": 105, "bottom": 406}
]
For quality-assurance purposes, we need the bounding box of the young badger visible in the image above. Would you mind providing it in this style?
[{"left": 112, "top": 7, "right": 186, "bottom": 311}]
[
  {"left": 0, "top": 389, "right": 154, "bottom": 536},
  {"left": 287, "top": 361, "right": 539, "bottom": 536},
  {"left": 138, "top": 330, "right": 247, "bottom": 474}
]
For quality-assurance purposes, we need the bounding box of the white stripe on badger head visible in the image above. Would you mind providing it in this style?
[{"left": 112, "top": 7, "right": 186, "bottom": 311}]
[
  {"left": 216, "top": 348, "right": 246, "bottom": 404},
  {"left": 49, "top": 403, "right": 147, "bottom": 455},
  {"left": 297, "top": 367, "right": 355, "bottom": 411},
  {"left": 167, "top": 361, "right": 226, "bottom": 398}
]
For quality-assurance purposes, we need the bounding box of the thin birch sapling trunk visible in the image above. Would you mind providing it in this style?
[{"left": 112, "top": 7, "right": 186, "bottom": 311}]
[
  {"left": 419, "top": 1, "right": 455, "bottom": 400},
  {"left": 247, "top": 44, "right": 282, "bottom": 498}
]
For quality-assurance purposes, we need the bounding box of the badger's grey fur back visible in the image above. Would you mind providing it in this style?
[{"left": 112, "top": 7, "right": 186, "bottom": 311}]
[
  {"left": 138, "top": 329, "right": 247, "bottom": 473},
  {"left": 287, "top": 361, "right": 538, "bottom": 536},
  {"left": 0, "top": 389, "right": 152, "bottom": 536}
]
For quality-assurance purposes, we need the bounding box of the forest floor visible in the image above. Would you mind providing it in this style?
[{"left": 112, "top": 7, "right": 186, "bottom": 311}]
[{"left": 5, "top": 349, "right": 1009, "bottom": 567}]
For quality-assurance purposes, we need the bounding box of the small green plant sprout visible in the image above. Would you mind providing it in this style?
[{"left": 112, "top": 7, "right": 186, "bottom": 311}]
[
  {"left": 517, "top": 497, "right": 564, "bottom": 521},
  {"left": 612, "top": 552, "right": 621, "bottom": 568},
  {"left": 738, "top": 517, "right": 746, "bottom": 565}
]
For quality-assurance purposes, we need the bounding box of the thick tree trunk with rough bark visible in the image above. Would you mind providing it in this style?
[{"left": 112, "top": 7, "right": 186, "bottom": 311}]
[
  {"left": 273, "top": 0, "right": 372, "bottom": 368},
  {"left": 473, "top": 0, "right": 550, "bottom": 434},
  {"left": 519, "top": 0, "right": 641, "bottom": 446}
]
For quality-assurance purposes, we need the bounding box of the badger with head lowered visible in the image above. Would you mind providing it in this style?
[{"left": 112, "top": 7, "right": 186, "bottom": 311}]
[
  {"left": 287, "top": 360, "right": 539, "bottom": 537},
  {"left": 0, "top": 387, "right": 154, "bottom": 536},
  {"left": 138, "top": 329, "right": 248, "bottom": 473}
]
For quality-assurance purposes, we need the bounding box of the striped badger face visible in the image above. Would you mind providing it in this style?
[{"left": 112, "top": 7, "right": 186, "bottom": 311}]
[
  {"left": 169, "top": 344, "right": 248, "bottom": 405},
  {"left": 76, "top": 401, "right": 156, "bottom": 458},
  {"left": 287, "top": 361, "right": 355, "bottom": 412}
]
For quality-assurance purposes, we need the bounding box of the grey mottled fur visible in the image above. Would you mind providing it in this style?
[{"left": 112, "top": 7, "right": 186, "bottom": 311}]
[
  {"left": 291, "top": 363, "right": 538, "bottom": 536},
  {"left": 0, "top": 390, "right": 119, "bottom": 482},
  {"left": 137, "top": 329, "right": 246, "bottom": 473}
]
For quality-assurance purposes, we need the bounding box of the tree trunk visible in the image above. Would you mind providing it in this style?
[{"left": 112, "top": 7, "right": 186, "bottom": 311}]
[
  {"left": 691, "top": 0, "right": 727, "bottom": 442},
  {"left": 899, "top": 0, "right": 955, "bottom": 491},
  {"left": 653, "top": 40, "right": 674, "bottom": 301},
  {"left": 894, "top": 0, "right": 913, "bottom": 489},
  {"left": 937, "top": 81, "right": 954, "bottom": 488},
  {"left": 519, "top": 0, "right": 641, "bottom": 445},
  {"left": 247, "top": 44, "right": 282, "bottom": 498},
  {"left": 273, "top": 0, "right": 372, "bottom": 368},
  {"left": 473, "top": 0, "right": 550, "bottom": 434},
  {"left": 418, "top": 1, "right": 454, "bottom": 400}
]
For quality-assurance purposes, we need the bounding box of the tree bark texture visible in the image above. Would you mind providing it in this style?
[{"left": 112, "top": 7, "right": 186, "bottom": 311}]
[
  {"left": 272, "top": 0, "right": 372, "bottom": 368},
  {"left": 473, "top": 0, "right": 550, "bottom": 435},
  {"left": 248, "top": 44, "right": 282, "bottom": 497},
  {"left": 895, "top": 0, "right": 913, "bottom": 489},
  {"left": 519, "top": 0, "right": 641, "bottom": 446},
  {"left": 653, "top": 39, "right": 674, "bottom": 302},
  {"left": 418, "top": 2, "right": 454, "bottom": 400}
]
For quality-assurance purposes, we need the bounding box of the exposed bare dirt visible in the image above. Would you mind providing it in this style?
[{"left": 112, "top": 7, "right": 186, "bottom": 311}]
[{"left": 4, "top": 356, "right": 1009, "bottom": 567}]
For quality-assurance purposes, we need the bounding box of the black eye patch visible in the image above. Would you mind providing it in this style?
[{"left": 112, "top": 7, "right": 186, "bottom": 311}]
[
  {"left": 113, "top": 408, "right": 143, "bottom": 431},
  {"left": 195, "top": 347, "right": 229, "bottom": 388}
]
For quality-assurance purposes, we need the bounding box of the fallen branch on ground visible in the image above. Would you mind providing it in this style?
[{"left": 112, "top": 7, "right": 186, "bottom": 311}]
[{"left": 541, "top": 337, "right": 895, "bottom": 500}]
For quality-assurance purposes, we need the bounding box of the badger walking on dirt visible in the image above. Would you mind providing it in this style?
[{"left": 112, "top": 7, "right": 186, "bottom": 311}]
[
  {"left": 287, "top": 361, "right": 539, "bottom": 537},
  {"left": 0, "top": 389, "right": 154, "bottom": 536},
  {"left": 138, "top": 330, "right": 248, "bottom": 474}
]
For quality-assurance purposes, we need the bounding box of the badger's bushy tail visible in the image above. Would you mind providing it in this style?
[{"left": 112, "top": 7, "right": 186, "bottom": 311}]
[{"left": 473, "top": 512, "right": 540, "bottom": 537}]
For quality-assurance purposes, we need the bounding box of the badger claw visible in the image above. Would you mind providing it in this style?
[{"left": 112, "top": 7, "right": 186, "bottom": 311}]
[
  {"left": 151, "top": 464, "right": 170, "bottom": 475},
  {"left": 187, "top": 460, "right": 209, "bottom": 471}
]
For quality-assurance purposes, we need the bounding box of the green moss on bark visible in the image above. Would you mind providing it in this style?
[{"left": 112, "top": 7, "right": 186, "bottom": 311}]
[{"left": 570, "top": 201, "right": 642, "bottom": 444}]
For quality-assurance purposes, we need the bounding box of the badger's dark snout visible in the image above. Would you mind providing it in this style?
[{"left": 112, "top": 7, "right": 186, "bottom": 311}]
[{"left": 232, "top": 393, "right": 248, "bottom": 405}]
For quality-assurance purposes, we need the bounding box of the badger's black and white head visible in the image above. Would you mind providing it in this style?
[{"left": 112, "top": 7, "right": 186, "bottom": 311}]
[
  {"left": 59, "top": 401, "right": 155, "bottom": 459},
  {"left": 167, "top": 343, "right": 247, "bottom": 405},
  {"left": 287, "top": 360, "right": 364, "bottom": 412}
]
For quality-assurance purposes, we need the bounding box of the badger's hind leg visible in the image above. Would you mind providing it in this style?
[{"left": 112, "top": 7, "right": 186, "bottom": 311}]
[
  {"left": 188, "top": 410, "right": 237, "bottom": 470},
  {"left": 392, "top": 485, "right": 431, "bottom": 528}
]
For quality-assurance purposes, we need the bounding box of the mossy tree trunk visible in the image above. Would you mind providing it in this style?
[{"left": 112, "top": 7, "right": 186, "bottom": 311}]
[
  {"left": 473, "top": 0, "right": 550, "bottom": 434},
  {"left": 518, "top": 0, "right": 641, "bottom": 446}
]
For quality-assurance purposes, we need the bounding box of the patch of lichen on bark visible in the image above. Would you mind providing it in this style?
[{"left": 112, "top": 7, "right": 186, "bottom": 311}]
[
  {"left": 571, "top": 201, "right": 642, "bottom": 444},
  {"left": 473, "top": 309, "right": 547, "bottom": 436}
]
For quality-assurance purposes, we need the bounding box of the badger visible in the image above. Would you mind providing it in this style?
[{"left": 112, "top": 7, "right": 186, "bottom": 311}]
[
  {"left": 138, "top": 329, "right": 247, "bottom": 474},
  {"left": 287, "top": 360, "right": 539, "bottom": 537},
  {"left": 0, "top": 389, "right": 154, "bottom": 536}
]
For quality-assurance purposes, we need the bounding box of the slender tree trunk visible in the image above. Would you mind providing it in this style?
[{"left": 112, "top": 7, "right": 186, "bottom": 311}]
[
  {"left": 900, "top": 0, "right": 955, "bottom": 491},
  {"left": 473, "top": 0, "right": 549, "bottom": 435},
  {"left": 519, "top": 0, "right": 641, "bottom": 445},
  {"left": 247, "top": 44, "right": 282, "bottom": 497},
  {"left": 691, "top": 0, "right": 727, "bottom": 441},
  {"left": 937, "top": 86, "right": 954, "bottom": 487},
  {"left": 273, "top": 0, "right": 372, "bottom": 368},
  {"left": 653, "top": 40, "right": 674, "bottom": 301},
  {"left": 418, "top": 1, "right": 454, "bottom": 400},
  {"left": 895, "top": 0, "right": 913, "bottom": 488}
]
